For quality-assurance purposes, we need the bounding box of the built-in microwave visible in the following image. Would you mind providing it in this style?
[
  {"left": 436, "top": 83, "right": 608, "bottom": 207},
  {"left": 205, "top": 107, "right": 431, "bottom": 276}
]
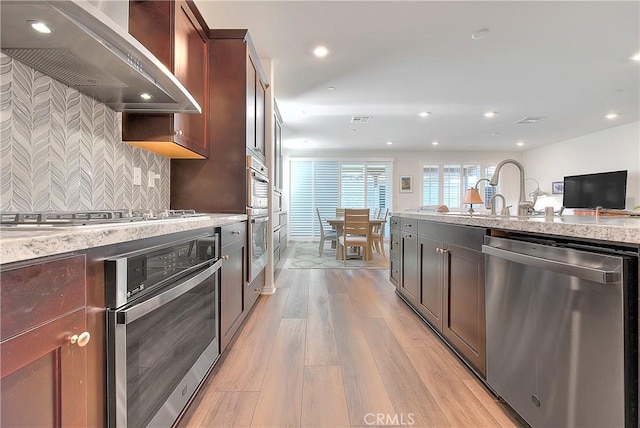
[{"left": 247, "top": 155, "right": 269, "bottom": 209}]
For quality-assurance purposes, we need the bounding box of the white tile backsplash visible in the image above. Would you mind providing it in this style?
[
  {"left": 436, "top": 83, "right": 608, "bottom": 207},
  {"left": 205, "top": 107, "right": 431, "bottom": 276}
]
[{"left": 0, "top": 53, "right": 170, "bottom": 212}]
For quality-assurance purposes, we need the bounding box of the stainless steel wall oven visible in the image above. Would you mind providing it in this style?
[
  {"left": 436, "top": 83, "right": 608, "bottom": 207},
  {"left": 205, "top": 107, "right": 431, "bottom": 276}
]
[
  {"left": 105, "top": 232, "right": 222, "bottom": 428},
  {"left": 247, "top": 155, "right": 269, "bottom": 283}
]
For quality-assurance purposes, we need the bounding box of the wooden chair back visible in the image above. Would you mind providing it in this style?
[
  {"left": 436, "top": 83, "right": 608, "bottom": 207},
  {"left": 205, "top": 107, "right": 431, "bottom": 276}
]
[
  {"left": 336, "top": 208, "right": 345, "bottom": 217},
  {"left": 344, "top": 208, "right": 370, "bottom": 238}
]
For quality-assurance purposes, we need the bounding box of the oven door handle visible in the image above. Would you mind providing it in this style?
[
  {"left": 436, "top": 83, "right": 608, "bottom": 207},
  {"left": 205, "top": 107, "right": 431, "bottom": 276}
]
[
  {"left": 116, "top": 259, "right": 223, "bottom": 324},
  {"left": 250, "top": 170, "right": 269, "bottom": 183},
  {"left": 251, "top": 216, "right": 269, "bottom": 224}
]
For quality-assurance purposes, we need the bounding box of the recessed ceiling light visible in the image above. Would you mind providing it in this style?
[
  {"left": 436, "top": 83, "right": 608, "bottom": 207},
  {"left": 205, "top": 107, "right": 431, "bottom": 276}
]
[
  {"left": 313, "top": 46, "right": 329, "bottom": 58},
  {"left": 605, "top": 113, "right": 619, "bottom": 119},
  {"left": 491, "top": 132, "right": 501, "bottom": 136},
  {"left": 28, "top": 20, "right": 51, "bottom": 34},
  {"left": 630, "top": 52, "right": 640, "bottom": 61},
  {"left": 328, "top": 86, "right": 335, "bottom": 91},
  {"left": 517, "top": 141, "right": 525, "bottom": 146},
  {"left": 386, "top": 141, "right": 393, "bottom": 145},
  {"left": 140, "top": 93, "right": 152, "bottom": 100},
  {"left": 484, "top": 111, "right": 496, "bottom": 118},
  {"left": 471, "top": 28, "right": 490, "bottom": 40},
  {"left": 432, "top": 141, "right": 439, "bottom": 146},
  {"left": 418, "top": 112, "right": 430, "bottom": 118},
  {"left": 349, "top": 129, "right": 357, "bottom": 133}
]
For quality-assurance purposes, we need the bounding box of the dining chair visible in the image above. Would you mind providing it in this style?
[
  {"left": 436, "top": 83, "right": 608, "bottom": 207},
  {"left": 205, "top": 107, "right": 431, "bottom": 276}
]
[
  {"left": 372, "top": 208, "right": 389, "bottom": 257},
  {"left": 338, "top": 208, "right": 371, "bottom": 266},
  {"left": 317, "top": 208, "right": 337, "bottom": 256},
  {"left": 373, "top": 208, "right": 380, "bottom": 219}
]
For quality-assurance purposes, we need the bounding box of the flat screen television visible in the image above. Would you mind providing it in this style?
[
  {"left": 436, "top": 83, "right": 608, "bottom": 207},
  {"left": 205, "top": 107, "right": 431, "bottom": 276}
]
[{"left": 562, "top": 170, "right": 627, "bottom": 209}]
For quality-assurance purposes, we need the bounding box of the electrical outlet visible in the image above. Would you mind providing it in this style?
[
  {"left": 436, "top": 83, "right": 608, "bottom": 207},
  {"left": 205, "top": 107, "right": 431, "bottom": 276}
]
[
  {"left": 133, "top": 167, "right": 141, "bottom": 186},
  {"left": 148, "top": 171, "right": 155, "bottom": 188}
]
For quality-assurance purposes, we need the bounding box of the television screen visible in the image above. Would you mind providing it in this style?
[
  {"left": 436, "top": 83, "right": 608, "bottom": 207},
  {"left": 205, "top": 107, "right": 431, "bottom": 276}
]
[{"left": 562, "top": 170, "right": 627, "bottom": 209}]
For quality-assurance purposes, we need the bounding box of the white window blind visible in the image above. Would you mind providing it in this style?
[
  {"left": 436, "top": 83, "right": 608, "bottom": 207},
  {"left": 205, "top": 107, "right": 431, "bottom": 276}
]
[
  {"left": 422, "top": 162, "right": 500, "bottom": 209},
  {"left": 422, "top": 165, "right": 439, "bottom": 206},
  {"left": 289, "top": 159, "right": 392, "bottom": 238}
]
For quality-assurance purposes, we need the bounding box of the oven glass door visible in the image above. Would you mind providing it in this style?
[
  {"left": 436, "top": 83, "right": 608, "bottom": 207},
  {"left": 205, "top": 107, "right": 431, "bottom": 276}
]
[
  {"left": 110, "top": 263, "right": 220, "bottom": 427},
  {"left": 249, "top": 215, "right": 269, "bottom": 282}
]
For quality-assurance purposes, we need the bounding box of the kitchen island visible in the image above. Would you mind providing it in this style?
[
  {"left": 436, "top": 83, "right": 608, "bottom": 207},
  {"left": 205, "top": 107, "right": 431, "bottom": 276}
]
[{"left": 391, "top": 210, "right": 639, "bottom": 428}]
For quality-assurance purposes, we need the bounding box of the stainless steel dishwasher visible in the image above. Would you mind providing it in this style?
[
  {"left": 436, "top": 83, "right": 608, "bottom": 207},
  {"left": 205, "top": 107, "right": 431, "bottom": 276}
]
[{"left": 483, "top": 235, "right": 637, "bottom": 428}]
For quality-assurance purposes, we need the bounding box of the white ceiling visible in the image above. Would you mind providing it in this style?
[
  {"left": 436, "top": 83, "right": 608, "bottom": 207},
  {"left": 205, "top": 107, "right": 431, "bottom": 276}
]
[{"left": 194, "top": 1, "right": 640, "bottom": 154}]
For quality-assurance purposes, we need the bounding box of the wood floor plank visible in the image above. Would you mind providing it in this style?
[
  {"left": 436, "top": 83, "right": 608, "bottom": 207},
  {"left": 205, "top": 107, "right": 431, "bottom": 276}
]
[
  {"left": 282, "top": 269, "right": 310, "bottom": 318},
  {"left": 251, "top": 318, "right": 306, "bottom": 428},
  {"left": 404, "top": 346, "right": 505, "bottom": 427},
  {"left": 324, "top": 269, "right": 348, "bottom": 294},
  {"left": 359, "top": 317, "right": 451, "bottom": 427},
  {"left": 366, "top": 271, "right": 444, "bottom": 349},
  {"left": 341, "top": 270, "right": 384, "bottom": 318},
  {"left": 182, "top": 391, "right": 259, "bottom": 428},
  {"left": 463, "top": 379, "right": 524, "bottom": 428},
  {"left": 328, "top": 293, "right": 396, "bottom": 425},
  {"left": 213, "top": 289, "right": 290, "bottom": 391},
  {"left": 301, "top": 366, "right": 351, "bottom": 427},
  {"left": 305, "top": 270, "right": 340, "bottom": 366}
]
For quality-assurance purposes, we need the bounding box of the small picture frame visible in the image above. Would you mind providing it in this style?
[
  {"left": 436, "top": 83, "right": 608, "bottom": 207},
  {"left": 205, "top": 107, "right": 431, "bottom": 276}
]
[
  {"left": 552, "top": 181, "right": 564, "bottom": 194},
  {"left": 400, "top": 175, "right": 413, "bottom": 193}
]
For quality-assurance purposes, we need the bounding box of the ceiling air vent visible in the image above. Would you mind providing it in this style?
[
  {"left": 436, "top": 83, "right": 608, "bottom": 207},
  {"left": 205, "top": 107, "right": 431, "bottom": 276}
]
[
  {"left": 351, "top": 116, "right": 372, "bottom": 124},
  {"left": 515, "top": 117, "right": 545, "bottom": 124}
]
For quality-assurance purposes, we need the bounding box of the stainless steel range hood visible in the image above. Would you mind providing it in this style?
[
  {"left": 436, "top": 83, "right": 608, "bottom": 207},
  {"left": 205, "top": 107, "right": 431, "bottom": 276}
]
[{"left": 0, "top": 0, "right": 201, "bottom": 114}]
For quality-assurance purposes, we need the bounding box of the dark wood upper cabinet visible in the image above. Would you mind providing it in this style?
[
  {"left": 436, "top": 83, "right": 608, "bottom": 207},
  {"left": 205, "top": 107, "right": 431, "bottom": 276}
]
[
  {"left": 123, "top": 0, "right": 208, "bottom": 159},
  {"left": 171, "top": 29, "right": 269, "bottom": 213}
]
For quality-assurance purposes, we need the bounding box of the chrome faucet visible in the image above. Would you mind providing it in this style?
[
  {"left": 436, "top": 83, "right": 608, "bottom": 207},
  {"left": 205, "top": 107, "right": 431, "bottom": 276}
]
[
  {"left": 490, "top": 194, "right": 511, "bottom": 216},
  {"left": 489, "top": 159, "right": 535, "bottom": 216}
]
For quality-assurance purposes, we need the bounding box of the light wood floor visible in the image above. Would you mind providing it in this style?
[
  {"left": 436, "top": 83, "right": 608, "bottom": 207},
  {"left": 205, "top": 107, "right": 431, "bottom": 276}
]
[{"left": 179, "top": 251, "right": 525, "bottom": 428}]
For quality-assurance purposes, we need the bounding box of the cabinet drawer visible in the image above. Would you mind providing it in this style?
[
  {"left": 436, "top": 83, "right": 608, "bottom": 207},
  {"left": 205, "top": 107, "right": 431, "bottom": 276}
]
[
  {"left": 1, "top": 255, "right": 86, "bottom": 341},
  {"left": 401, "top": 218, "right": 418, "bottom": 232},
  {"left": 389, "top": 216, "right": 401, "bottom": 230},
  {"left": 418, "top": 221, "right": 485, "bottom": 251},
  {"left": 390, "top": 229, "right": 400, "bottom": 260},
  {"left": 390, "top": 257, "right": 400, "bottom": 286},
  {"left": 221, "top": 222, "right": 246, "bottom": 246}
]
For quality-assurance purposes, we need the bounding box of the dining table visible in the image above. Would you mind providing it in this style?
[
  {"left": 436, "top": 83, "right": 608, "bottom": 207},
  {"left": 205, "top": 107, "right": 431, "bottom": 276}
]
[{"left": 325, "top": 217, "right": 386, "bottom": 260}]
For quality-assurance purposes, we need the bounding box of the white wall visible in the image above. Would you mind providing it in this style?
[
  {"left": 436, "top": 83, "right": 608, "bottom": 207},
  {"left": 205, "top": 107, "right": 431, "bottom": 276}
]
[
  {"left": 285, "top": 149, "right": 523, "bottom": 213},
  {"left": 523, "top": 122, "right": 640, "bottom": 210}
]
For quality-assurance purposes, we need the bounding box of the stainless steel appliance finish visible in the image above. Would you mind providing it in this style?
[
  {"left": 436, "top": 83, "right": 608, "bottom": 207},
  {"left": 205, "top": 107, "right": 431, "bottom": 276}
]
[
  {"left": 106, "top": 232, "right": 221, "bottom": 427},
  {"left": 247, "top": 155, "right": 269, "bottom": 209},
  {"left": 247, "top": 207, "right": 268, "bottom": 283},
  {"left": 0, "top": 0, "right": 200, "bottom": 113},
  {"left": 484, "top": 235, "right": 637, "bottom": 428}
]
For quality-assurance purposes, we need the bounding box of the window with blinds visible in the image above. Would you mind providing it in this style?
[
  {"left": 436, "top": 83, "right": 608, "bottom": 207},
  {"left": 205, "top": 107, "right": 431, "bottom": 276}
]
[
  {"left": 422, "top": 162, "right": 500, "bottom": 209},
  {"left": 289, "top": 160, "right": 392, "bottom": 238}
]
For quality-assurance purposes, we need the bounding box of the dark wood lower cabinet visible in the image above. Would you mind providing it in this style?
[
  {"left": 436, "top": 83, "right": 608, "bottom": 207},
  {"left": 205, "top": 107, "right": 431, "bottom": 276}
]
[
  {"left": 220, "top": 222, "right": 247, "bottom": 351},
  {"left": 442, "top": 243, "right": 485, "bottom": 375},
  {"left": 393, "top": 219, "right": 487, "bottom": 377},
  {"left": 1, "top": 255, "right": 90, "bottom": 427},
  {"left": 418, "top": 236, "right": 443, "bottom": 331}
]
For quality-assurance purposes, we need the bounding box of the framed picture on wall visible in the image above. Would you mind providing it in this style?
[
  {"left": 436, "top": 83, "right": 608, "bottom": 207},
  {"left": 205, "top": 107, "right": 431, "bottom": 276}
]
[
  {"left": 400, "top": 175, "right": 413, "bottom": 193},
  {"left": 552, "top": 181, "right": 564, "bottom": 194}
]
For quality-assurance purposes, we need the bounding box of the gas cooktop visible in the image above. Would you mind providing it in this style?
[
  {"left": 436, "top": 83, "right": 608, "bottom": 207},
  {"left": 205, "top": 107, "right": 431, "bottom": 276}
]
[{"left": 0, "top": 210, "right": 208, "bottom": 227}]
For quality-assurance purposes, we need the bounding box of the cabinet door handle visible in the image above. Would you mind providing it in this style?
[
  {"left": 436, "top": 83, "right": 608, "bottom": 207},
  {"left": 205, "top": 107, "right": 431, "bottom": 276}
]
[
  {"left": 175, "top": 129, "right": 183, "bottom": 136},
  {"left": 231, "top": 230, "right": 241, "bottom": 235},
  {"left": 404, "top": 223, "right": 412, "bottom": 228},
  {"left": 441, "top": 249, "right": 449, "bottom": 254},
  {"left": 70, "top": 331, "right": 91, "bottom": 347},
  {"left": 436, "top": 248, "right": 441, "bottom": 254},
  {"left": 221, "top": 255, "right": 230, "bottom": 260},
  {"left": 254, "top": 288, "right": 261, "bottom": 292}
]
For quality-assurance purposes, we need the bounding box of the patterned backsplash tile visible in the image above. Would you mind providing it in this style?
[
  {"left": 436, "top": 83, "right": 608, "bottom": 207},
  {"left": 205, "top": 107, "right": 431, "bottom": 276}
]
[{"left": 0, "top": 53, "right": 170, "bottom": 212}]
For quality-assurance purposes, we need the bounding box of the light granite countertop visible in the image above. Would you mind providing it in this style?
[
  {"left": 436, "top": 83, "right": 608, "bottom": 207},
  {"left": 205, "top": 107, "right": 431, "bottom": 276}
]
[
  {"left": 0, "top": 213, "right": 247, "bottom": 265},
  {"left": 395, "top": 211, "right": 640, "bottom": 245}
]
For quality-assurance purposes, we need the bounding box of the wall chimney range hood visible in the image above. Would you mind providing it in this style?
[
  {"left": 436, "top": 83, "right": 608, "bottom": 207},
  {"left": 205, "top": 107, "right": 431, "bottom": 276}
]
[{"left": 0, "top": 0, "right": 201, "bottom": 114}]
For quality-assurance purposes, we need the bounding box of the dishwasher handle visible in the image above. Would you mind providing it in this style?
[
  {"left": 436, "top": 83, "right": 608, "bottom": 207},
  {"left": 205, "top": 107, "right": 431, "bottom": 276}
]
[{"left": 482, "top": 244, "right": 620, "bottom": 284}]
